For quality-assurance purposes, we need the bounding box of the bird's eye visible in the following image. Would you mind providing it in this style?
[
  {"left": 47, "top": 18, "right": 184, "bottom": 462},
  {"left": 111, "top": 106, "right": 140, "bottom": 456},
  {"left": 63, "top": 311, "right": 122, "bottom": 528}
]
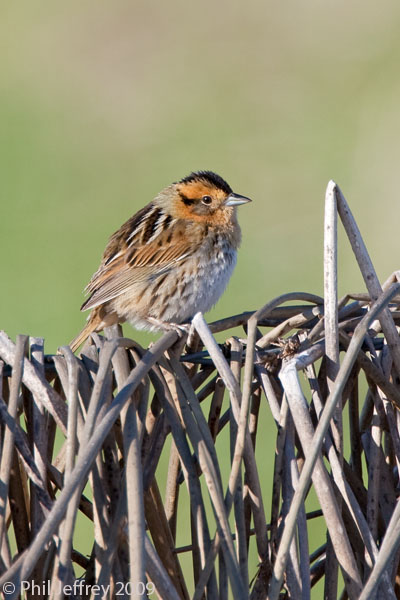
[{"left": 201, "top": 195, "right": 212, "bottom": 205}]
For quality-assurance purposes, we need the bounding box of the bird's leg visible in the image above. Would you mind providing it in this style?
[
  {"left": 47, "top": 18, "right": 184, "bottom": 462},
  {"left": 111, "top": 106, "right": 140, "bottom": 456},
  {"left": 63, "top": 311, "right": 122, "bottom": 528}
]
[{"left": 147, "top": 317, "right": 190, "bottom": 336}]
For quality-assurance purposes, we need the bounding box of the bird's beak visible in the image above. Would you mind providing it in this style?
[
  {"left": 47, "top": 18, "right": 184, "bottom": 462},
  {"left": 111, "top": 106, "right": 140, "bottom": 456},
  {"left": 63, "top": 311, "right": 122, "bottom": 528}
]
[{"left": 224, "top": 192, "right": 252, "bottom": 207}]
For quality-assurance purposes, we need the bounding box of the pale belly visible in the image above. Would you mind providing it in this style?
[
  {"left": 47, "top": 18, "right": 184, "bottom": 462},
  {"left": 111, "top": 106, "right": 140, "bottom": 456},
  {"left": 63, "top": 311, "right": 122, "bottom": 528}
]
[
  {"left": 114, "top": 239, "right": 238, "bottom": 330},
  {"left": 163, "top": 247, "right": 237, "bottom": 323}
]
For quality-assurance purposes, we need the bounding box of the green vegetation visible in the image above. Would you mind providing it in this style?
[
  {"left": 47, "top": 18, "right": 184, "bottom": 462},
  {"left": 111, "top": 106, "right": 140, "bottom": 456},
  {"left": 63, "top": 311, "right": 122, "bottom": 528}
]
[{"left": 3, "top": 2, "right": 400, "bottom": 352}]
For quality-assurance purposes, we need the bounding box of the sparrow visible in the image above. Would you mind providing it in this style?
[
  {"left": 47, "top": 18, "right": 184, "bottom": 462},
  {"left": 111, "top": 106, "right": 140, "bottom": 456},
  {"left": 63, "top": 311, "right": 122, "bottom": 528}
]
[{"left": 70, "top": 170, "right": 251, "bottom": 352}]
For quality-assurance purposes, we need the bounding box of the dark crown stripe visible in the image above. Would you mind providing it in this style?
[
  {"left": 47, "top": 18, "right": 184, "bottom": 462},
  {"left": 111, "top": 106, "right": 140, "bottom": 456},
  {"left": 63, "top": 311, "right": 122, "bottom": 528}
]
[{"left": 179, "top": 171, "right": 232, "bottom": 195}]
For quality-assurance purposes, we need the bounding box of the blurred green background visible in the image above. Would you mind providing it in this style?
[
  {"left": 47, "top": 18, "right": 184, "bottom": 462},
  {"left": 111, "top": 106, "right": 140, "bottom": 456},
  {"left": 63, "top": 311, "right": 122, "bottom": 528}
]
[
  {"left": 2, "top": 1, "right": 400, "bottom": 350},
  {"left": 2, "top": 0, "right": 400, "bottom": 595}
]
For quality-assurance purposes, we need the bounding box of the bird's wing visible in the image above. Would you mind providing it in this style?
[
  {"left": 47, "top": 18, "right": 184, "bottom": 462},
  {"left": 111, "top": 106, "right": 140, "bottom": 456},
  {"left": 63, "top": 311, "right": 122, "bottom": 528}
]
[{"left": 81, "top": 207, "right": 203, "bottom": 311}]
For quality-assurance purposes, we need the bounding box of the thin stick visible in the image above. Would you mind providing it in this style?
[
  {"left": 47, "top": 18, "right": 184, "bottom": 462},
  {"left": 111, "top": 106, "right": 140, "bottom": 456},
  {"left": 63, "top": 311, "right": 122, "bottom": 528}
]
[
  {"left": 0, "top": 332, "right": 179, "bottom": 596},
  {"left": 148, "top": 363, "right": 219, "bottom": 597},
  {"left": 324, "top": 180, "right": 341, "bottom": 446},
  {"left": 229, "top": 337, "right": 248, "bottom": 592},
  {"left": 0, "top": 335, "right": 28, "bottom": 548},
  {"left": 0, "top": 396, "right": 52, "bottom": 510},
  {"left": 268, "top": 283, "right": 400, "bottom": 600},
  {"left": 193, "top": 313, "right": 268, "bottom": 561},
  {"left": 164, "top": 441, "right": 181, "bottom": 541},
  {"left": 29, "top": 337, "right": 47, "bottom": 536},
  {"left": 305, "top": 368, "right": 396, "bottom": 597},
  {"left": 165, "top": 351, "right": 245, "bottom": 598},
  {"left": 144, "top": 481, "right": 189, "bottom": 600},
  {"left": 0, "top": 331, "right": 67, "bottom": 433},
  {"left": 358, "top": 496, "right": 400, "bottom": 599},
  {"left": 324, "top": 180, "right": 341, "bottom": 600},
  {"left": 51, "top": 346, "right": 80, "bottom": 594},
  {"left": 367, "top": 401, "right": 381, "bottom": 542},
  {"left": 335, "top": 182, "right": 400, "bottom": 378},
  {"left": 279, "top": 367, "right": 362, "bottom": 598},
  {"left": 144, "top": 534, "right": 183, "bottom": 600},
  {"left": 110, "top": 338, "right": 147, "bottom": 595}
]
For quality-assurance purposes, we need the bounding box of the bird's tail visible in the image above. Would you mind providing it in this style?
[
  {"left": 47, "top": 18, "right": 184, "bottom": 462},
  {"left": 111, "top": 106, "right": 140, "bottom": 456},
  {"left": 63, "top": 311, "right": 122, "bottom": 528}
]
[
  {"left": 69, "top": 324, "right": 94, "bottom": 353},
  {"left": 69, "top": 309, "right": 102, "bottom": 353},
  {"left": 69, "top": 307, "right": 120, "bottom": 353}
]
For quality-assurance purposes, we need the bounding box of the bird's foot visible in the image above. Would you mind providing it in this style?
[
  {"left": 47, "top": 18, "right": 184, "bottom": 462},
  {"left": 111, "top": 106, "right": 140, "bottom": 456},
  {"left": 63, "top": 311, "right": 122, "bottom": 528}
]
[{"left": 147, "top": 317, "right": 190, "bottom": 336}]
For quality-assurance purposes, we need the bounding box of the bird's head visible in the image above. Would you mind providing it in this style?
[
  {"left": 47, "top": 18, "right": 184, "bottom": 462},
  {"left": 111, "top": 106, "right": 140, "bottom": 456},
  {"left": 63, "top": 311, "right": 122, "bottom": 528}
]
[{"left": 157, "top": 170, "right": 251, "bottom": 225}]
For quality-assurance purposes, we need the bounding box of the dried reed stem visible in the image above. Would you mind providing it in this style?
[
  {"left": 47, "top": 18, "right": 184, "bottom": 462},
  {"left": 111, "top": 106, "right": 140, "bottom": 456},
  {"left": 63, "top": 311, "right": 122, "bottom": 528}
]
[{"left": 1, "top": 182, "right": 400, "bottom": 599}]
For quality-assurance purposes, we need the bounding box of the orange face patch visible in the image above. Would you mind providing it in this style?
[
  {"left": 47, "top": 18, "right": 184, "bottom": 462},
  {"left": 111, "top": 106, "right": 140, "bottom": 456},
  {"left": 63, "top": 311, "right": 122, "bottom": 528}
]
[
  {"left": 171, "top": 179, "right": 235, "bottom": 226},
  {"left": 177, "top": 181, "right": 228, "bottom": 203},
  {"left": 178, "top": 181, "right": 211, "bottom": 200}
]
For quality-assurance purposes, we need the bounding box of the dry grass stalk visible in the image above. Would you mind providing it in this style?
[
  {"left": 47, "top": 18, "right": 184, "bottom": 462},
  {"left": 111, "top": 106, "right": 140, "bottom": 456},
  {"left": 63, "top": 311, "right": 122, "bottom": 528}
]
[{"left": 1, "top": 182, "right": 400, "bottom": 599}]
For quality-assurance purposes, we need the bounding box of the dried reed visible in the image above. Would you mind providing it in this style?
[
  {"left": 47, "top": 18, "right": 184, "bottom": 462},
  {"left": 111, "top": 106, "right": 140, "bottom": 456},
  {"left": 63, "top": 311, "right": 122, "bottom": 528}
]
[{"left": 1, "top": 182, "right": 400, "bottom": 599}]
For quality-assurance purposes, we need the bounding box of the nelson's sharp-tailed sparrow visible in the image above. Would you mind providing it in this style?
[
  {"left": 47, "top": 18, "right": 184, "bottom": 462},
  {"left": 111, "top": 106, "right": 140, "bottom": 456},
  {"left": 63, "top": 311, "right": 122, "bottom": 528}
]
[{"left": 70, "top": 170, "right": 251, "bottom": 352}]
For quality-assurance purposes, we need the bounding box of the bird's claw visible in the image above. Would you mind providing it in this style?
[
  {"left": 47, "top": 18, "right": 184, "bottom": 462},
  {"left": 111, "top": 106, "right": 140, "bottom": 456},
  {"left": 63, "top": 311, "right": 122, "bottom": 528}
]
[{"left": 147, "top": 317, "right": 190, "bottom": 337}]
